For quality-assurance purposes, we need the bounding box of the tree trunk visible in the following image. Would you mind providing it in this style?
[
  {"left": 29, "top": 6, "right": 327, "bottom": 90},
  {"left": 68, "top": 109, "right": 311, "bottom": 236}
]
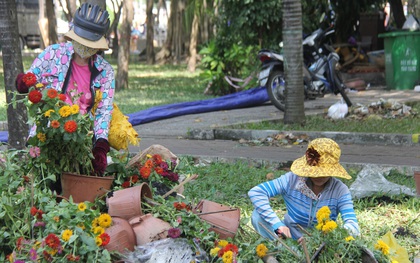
[
  {"left": 116, "top": 0, "right": 133, "bottom": 89},
  {"left": 46, "top": 0, "right": 58, "bottom": 44},
  {"left": 389, "top": 0, "right": 406, "bottom": 28},
  {"left": 0, "top": 0, "right": 28, "bottom": 149},
  {"left": 84, "top": 0, "right": 106, "bottom": 10},
  {"left": 282, "top": 0, "right": 305, "bottom": 125},
  {"left": 146, "top": 0, "right": 155, "bottom": 64},
  {"left": 156, "top": 0, "right": 176, "bottom": 61},
  {"left": 175, "top": 0, "right": 185, "bottom": 63},
  {"left": 187, "top": 10, "right": 199, "bottom": 72}
]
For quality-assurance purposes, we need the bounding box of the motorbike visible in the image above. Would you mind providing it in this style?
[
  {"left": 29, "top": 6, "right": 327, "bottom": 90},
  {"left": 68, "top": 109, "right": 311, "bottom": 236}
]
[{"left": 257, "top": 12, "right": 352, "bottom": 111}]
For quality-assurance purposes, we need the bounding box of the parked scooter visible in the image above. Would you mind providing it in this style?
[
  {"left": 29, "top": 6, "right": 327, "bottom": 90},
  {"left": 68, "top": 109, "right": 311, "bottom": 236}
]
[{"left": 257, "top": 11, "right": 352, "bottom": 111}]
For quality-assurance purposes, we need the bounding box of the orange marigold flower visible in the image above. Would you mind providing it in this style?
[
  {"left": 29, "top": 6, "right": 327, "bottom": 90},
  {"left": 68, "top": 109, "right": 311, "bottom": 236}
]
[
  {"left": 47, "top": 89, "right": 58, "bottom": 98},
  {"left": 130, "top": 175, "right": 139, "bottom": 183},
  {"left": 28, "top": 90, "right": 42, "bottom": 103},
  {"left": 140, "top": 166, "right": 151, "bottom": 179},
  {"left": 64, "top": 120, "right": 78, "bottom": 133},
  {"left": 50, "top": 120, "right": 60, "bottom": 128},
  {"left": 144, "top": 159, "right": 154, "bottom": 168}
]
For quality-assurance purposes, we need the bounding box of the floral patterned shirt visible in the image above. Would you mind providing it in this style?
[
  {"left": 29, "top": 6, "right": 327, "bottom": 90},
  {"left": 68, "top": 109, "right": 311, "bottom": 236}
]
[{"left": 28, "top": 42, "right": 115, "bottom": 141}]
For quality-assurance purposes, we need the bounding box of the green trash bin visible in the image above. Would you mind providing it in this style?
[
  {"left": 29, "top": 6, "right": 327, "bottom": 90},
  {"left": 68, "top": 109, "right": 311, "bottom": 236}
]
[{"left": 378, "top": 31, "right": 420, "bottom": 90}]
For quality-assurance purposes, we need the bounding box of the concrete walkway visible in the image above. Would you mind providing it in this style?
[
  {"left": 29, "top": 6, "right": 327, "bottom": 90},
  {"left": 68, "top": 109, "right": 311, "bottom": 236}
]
[{"left": 129, "top": 88, "right": 420, "bottom": 171}]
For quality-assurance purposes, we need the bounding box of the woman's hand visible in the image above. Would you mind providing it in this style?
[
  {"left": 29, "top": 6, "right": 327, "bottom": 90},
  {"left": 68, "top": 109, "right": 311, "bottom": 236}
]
[
  {"left": 275, "top": 226, "right": 292, "bottom": 239},
  {"left": 92, "top": 139, "right": 110, "bottom": 176}
]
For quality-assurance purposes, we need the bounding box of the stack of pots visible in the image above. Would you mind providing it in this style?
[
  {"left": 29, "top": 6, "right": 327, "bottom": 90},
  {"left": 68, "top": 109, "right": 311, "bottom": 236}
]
[{"left": 104, "top": 182, "right": 172, "bottom": 253}]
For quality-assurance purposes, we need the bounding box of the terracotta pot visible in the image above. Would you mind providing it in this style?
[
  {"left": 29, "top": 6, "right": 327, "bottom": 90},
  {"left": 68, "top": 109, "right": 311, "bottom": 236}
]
[
  {"left": 106, "top": 183, "right": 153, "bottom": 220},
  {"left": 61, "top": 172, "right": 114, "bottom": 203},
  {"left": 104, "top": 217, "right": 136, "bottom": 253},
  {"left": 129, "top": 213, "right": 171, "bottom": 246},
  {"left": 194, "top": 199, "right": 240, "bottom": 239},
  {"left": 414, "top": 171, "right": 420, "bottom": 196}
]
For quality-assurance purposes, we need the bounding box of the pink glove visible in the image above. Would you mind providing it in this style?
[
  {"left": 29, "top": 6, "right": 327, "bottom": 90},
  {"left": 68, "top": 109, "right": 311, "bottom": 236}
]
[
  {"left": 16, "top": 73, "right": 29, "bottom": 93},
  {"left": 92, "top": 139, "right": 110, "bottom": 176}
]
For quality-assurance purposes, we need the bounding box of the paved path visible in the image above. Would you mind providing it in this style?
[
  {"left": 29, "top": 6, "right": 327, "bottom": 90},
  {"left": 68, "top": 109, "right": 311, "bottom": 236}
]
[{"left": 129, "top": 88, "right": 420, "bottom": 170}]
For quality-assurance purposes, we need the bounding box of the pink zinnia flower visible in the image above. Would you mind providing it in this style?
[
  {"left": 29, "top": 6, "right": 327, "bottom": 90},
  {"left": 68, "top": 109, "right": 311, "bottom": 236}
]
[{"left": 29, "top": 147, "right": 40, "bottom": 158}]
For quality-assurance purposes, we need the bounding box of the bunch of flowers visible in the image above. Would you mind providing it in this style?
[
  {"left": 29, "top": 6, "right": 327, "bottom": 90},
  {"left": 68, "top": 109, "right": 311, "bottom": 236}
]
[
  {"left": 117, "top": 154, "right": 180, "bottom": 193},
  {"left": 7, "top": 199, "right": 113, "bottom": 262},
  {"left": 210, "top": 240, "right": 239, "bottom": 263},
  {"left": 274, "top": 206, "right": 394, "bottom": 262},
  {"left": 22, "top": 72, "right": 95, "bottom": 175}
]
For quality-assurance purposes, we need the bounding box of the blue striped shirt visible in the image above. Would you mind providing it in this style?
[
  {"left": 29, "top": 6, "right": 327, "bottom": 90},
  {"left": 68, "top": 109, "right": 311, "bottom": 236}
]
[{"left": 248, "top": 172, "right": 360, "bottom": 238}]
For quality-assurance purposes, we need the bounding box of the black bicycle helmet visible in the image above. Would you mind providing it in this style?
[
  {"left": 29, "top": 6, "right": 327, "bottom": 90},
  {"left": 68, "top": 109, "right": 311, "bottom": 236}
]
[{"left": 72, "top": 3, "right": 110, "bottom": 41}]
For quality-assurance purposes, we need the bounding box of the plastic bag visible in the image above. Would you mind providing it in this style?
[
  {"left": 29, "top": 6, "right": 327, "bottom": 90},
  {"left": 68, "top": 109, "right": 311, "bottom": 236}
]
[
  {"left": 327, "top": 99, "right": 348, "bottom": 119},
  {"left": 380, "top": 231, "right": 410, "bottom": 263}
]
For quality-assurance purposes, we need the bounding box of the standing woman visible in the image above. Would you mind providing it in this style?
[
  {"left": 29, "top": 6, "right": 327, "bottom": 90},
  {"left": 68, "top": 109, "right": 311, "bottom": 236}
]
[{"left": 16, "top": 3, "right": 114, "bottom": 176}]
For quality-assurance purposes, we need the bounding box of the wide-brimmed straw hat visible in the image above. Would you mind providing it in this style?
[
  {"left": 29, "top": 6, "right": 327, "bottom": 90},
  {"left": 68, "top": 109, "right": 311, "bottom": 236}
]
[
  {"left": 290, "top": 138, "right": 351, "bottom": 179},
  {"left": 64, "top": 3, "right": 110, "bottom": 50}
]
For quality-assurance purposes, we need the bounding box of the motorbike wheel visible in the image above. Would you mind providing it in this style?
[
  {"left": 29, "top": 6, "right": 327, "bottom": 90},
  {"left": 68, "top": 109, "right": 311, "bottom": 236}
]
[
  {"left": 334, "top": 74, "right": 352, "bottom": 107},
  {"left": 266, "top": 70, "right": 286, "bottom": 111}
]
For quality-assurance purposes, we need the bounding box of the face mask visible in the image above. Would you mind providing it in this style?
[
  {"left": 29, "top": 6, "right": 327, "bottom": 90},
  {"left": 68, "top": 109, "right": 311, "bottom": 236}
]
[{"left": 72, "top": 40, "right": 98, "bottom": 59}]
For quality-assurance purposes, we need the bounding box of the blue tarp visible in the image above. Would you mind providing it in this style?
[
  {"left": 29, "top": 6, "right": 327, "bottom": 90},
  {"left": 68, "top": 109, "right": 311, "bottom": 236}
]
[{"left": 0, "top": 87, "right": 269, "bottom": 143}]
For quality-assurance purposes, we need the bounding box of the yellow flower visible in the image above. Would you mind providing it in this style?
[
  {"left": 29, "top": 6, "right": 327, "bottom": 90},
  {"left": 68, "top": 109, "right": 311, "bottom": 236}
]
[
  {"left": 70, "top": 104, "right": 80, "bottom": 114},
  {"left": 256, "top": 243, "right": 268, "bottom": 258},
  {"left": 374, "top": 240, "right": 390, "bottom": 255},
  {"left": 77, "top": 223, "right": 85, "bottom": 230},
  {"left": 321, "top": 220, "right": 337, "bottom": 233},
  {"left": 37, "top": 133, "right": 46, "bottom": 142},
  {"left": 222, "top": 250, "right": 233, "bottom": 263},
  {"left": 91, "top": 218, "right": 99, "bottom": 228},
  {"left": 210, "top": 247, "right": 221, "bottom": 257},
  {"left": 78, "top": 202, "right": 87, "bottom": 211},
  {"left": 53, "top": 216, "right": 60, "bottom": 222},
  {"left": 95, "top": 236, "right": 103, "bottom": 246},
  {"left": 315, "top": 222, "right": 323, "bottom": 230},
  {"left": 316, "top": 206, "right": 331, "bottom": 223},
  {"left": 61, "top": 229, "right": 73, "bottom": 242},
  {"left": 93, "top": 226, "right": 105, "bottom": 235},
  {"left": 98, "top": 213, "right": 112, "bottom": 228},
  {"left": 345, "top": 236, "right": 355, "bottom": 242},
  {"left": 58, "top": 105, "right": 72, "bottom": 117},
  {"left": 49, "top": 249, "right": 58, "bottom": 256},
  {"left": 391, "top": 261, "right": 399, "bottom": 263},
  {"left": 218, "top": 240, "right": 229, "bottom": 247},
  {"left": 44, "top": 109, "right": 55, "bottom": 117},
  {"left": 35, "top": 83, "right": 44, "bottom": 89},
  {"left": 146, "top": 154, "right": 153, "bottom": 158}
]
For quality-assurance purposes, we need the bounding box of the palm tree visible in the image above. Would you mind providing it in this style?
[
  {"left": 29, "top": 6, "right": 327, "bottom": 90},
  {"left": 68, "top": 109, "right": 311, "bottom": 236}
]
[
  {"left": 0, "top": 0, "right": 28, "bottom": 149},
  {"left": 282, "top": 0, "right": 305, "bottom": 124}
]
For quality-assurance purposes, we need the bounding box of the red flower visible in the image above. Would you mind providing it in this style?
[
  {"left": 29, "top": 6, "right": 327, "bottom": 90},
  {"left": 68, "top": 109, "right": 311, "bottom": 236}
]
[
  {"left": 167, "top": 228, "right": 181, "bottom": 238},
  {"left": 140, "top": 166, "right": 151, "bottom": 179},
  {"left": 66, "top": 254, "right": 80, "bottom": 261},
  {"left": 16, "top": 237, "right": 24, "bottom": 250},
  {"left": 22, "top": 72, "right": 37, "bottom": 87},
  {"left": 50, "top": 120, "right": 60, "bottom": 129},
  {"left": 224, "top": 243, "right": 239, "bottom": 254},
  {"left": 122, "top": 181, "right": 131, "bottom": 188},
  {"left": 45, "top": 233, "right": 60, "bottom": 249},
  {"left": 99, "top": 232, "right": 110, "bottom": 246},
  {"left": 28, "top": 90, "right": 42, "bottom": 103},
  {"left": 30, "top": 206, "right": 38, "bottom": 216},
  {"left": 154, "top": 166, "right": 164, "bottom": 175},
  {"left": 153, "top": 154, "right": 163, "bottom": 165},
  {"left": 64, "top": 120, "right": 78, "bottom": 133},
  {"left": 58, "top": 94, "right": 66, "bottom": 101},
  {"left": 47, "top": 89, "right": 58, "bottom": 99},
  {"left": 130, "top": 175, "right": 139, "bottom": 183},
  {"left": 173, "top": 202, "right": 187, "bottom": 210}
]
